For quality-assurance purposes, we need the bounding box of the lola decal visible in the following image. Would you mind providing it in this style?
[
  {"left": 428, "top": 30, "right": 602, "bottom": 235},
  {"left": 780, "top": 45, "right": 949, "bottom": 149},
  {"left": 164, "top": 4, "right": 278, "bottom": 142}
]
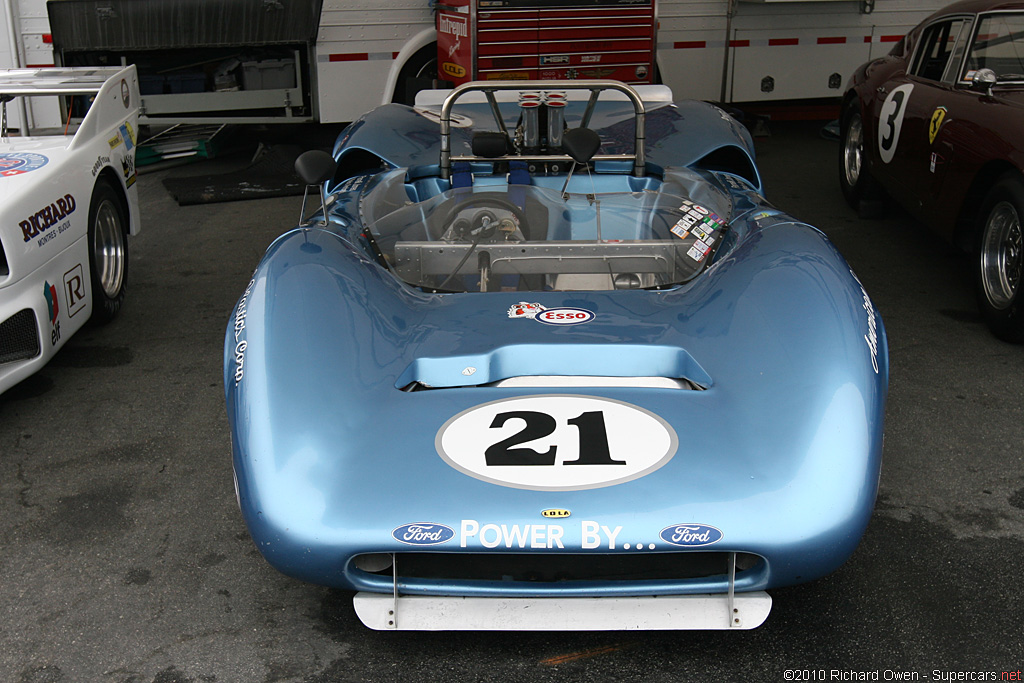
[
  {"left": 20, "top": 194, "right": 76, "bottom": 244},
  {"left": 392, "top": 523, "right": 455, "bottom": 546},
  {"left": 535, "top": 307, "right": 594, "bottom": 325},
  {"left": 0, "top": 152, "right": 48, "bottom": 176},
  {"left": 436, "top": 395, "right": 678, "bottom": 491},
  {"left": 659, "top": 524, "right": 723, "bottom": 547},
  {"left": 878, "top": 83, "right": 913, "bottom": 164}
]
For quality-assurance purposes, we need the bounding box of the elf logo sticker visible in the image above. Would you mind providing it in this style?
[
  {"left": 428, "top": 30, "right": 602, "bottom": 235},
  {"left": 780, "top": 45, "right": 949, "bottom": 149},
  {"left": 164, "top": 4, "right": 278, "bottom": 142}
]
[
  {"left": 535, "top": 307, "right": 594, "bottom": 325},
  {"left": 436, "top": 395, "right": 678, "bottom": 491},
  {"left": 43, "top": 281, "right": 61, "bottom": 345}
]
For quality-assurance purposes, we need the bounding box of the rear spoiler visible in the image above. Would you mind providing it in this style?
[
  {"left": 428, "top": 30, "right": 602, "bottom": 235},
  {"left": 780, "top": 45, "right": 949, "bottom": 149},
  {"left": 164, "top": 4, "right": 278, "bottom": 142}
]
[{"left": 0, "top": 65, "right": 139, "bottom": 148}]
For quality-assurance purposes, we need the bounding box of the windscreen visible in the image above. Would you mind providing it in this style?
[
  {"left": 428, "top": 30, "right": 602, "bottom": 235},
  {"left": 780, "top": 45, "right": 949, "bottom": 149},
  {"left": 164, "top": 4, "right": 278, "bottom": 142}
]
[
  {"left": 364, "top": 179, "right": 727, "bottom": 293},
  {"left": 966, "top": 14, "right": 1024, "bottom": 83}
]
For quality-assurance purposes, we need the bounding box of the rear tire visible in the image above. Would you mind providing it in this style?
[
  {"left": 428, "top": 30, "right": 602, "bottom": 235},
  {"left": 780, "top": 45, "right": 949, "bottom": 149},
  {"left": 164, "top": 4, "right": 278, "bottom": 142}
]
[
  {"left": 88, "top": 181, "right": 129, "bottom": 324},
  {"left": 394, "top": 45, "right": 437, "bottom": 106},
  {"left": 974, "top": 173, "right": 1024, "bottom": 342},
  {"left": 839, "top": 98, "right": 881, "bottom": 213}
]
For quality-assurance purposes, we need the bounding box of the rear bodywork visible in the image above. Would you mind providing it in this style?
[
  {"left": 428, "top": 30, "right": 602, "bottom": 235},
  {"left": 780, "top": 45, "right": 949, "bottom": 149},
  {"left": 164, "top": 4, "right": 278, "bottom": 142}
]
[{"left": 226, "top": 81, "right": 888, "bottom": 630}]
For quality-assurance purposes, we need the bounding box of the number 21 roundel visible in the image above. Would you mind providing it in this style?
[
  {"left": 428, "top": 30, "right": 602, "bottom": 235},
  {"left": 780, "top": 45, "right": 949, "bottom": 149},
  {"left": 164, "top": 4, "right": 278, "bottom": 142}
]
[{"left": 435, "top": 395, "right": 678, "bottom": 491}]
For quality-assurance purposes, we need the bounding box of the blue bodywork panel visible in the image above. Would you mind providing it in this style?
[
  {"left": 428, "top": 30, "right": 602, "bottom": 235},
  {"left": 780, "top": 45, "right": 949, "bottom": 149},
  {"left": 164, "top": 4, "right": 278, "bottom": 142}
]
[{"left": 225, "top": 83, "right": 887, "bottom": 611}]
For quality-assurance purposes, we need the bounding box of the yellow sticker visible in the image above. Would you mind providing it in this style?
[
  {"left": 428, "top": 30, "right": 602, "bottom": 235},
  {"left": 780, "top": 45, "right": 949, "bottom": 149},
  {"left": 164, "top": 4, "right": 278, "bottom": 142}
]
[
  {"left": 441, "top": 62, "right": 466, "bottom": 79},
  {"left": 929, "top": 107, "right": 947, "bottom": 144}
]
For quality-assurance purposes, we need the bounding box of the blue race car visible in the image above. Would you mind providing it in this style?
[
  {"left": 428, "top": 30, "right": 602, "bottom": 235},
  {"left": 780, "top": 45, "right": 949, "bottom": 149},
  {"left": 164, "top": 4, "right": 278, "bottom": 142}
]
[{"left": 225, "top": 80, "right": 888, "bottom": 631}]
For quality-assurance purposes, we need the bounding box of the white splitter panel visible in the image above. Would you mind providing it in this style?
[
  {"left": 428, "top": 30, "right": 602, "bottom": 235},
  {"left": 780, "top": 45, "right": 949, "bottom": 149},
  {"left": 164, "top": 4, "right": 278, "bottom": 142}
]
[{"left": 353, "top": 592, "right": 772, "bottom": 631}]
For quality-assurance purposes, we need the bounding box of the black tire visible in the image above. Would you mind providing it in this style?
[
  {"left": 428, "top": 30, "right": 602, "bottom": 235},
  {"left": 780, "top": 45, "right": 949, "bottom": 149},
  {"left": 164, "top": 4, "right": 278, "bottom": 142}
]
[
  {"left": 394, "top": 45, "right": 437, "bottom": 106},
  {"left": 974, "top": 173, "right": 1024, "bottom": 342},
  {"left": 838, "top": 98, "right": 881, "bottom": 212},
  {"left": 88, "top": 181, "right": 129, "bottom": 324}
]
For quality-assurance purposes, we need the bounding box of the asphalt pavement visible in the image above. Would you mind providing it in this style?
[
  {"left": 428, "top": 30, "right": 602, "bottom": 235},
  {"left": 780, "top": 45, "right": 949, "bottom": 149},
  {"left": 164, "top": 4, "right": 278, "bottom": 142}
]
[{"left": 1, "top": 120, "right": 1022, "bottom": 683}]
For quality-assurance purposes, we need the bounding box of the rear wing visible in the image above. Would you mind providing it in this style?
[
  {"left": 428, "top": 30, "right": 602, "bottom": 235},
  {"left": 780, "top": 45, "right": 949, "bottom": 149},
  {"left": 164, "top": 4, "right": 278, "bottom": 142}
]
[{"left": 0, "top": 66, "right": 140, "bottom": 149}]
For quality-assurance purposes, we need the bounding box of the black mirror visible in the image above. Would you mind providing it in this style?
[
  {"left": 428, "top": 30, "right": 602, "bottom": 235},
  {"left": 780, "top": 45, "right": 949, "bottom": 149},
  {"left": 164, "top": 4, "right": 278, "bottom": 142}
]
[
  {"left": 294, "top": 150, "right": 337, "bottom": 185},
  {"left": 562, "top": 128, "right": 601, "bottom": 164}
]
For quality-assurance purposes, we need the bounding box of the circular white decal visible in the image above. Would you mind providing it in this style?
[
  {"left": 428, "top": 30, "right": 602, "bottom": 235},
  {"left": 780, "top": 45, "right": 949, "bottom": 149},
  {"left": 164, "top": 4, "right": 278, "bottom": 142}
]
[
  {"left": 878, "top": 83, "right": 913, "bottom": 164},
  {"left": 436, "top": 395, "right": 678, "bottom": 491}
]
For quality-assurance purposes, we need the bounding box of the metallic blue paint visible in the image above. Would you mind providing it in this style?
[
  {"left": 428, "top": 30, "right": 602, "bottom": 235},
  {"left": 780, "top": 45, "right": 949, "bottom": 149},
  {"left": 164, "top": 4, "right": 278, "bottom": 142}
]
[{"left": 225, "top": 86, "right": 887, "bottom": 604}]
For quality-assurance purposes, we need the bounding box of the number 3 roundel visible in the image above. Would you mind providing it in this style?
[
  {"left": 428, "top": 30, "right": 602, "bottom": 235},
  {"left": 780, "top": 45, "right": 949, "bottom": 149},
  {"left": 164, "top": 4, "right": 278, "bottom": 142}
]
[
  {"left": 878, "top": 84, "right": 914, "bottom": 164},
  {"left": 436, "top": 395, "right": 678, "bottom": 491}
]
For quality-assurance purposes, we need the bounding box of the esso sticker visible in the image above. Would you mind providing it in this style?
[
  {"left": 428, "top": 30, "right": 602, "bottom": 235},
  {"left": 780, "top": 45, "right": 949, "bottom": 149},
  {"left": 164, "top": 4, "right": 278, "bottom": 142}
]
[
  {"left": 436, "top": 395, "right": 678, "bottom": 491},
  {"left": 535, "top": 307, "right": 594, "bottom": 325}
]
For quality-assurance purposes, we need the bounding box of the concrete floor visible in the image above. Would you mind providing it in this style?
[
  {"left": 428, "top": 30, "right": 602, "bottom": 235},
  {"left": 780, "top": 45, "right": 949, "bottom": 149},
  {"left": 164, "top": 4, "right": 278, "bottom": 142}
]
[{"left": 1, "top": 121, "right": 1022, "bottom": 682}]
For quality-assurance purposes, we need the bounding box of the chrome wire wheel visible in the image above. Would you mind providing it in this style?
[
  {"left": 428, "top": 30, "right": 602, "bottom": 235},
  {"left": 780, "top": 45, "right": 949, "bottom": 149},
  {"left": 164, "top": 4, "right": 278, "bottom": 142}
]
[
  {"left": 843, "top": 113, "right": 864, "bottom": 189},
  {"left": 979, "top": 200, "right": 1023, "bottom": 310},
  {"left": 93, "top": 198, "right": 126, "bottom": 299}
]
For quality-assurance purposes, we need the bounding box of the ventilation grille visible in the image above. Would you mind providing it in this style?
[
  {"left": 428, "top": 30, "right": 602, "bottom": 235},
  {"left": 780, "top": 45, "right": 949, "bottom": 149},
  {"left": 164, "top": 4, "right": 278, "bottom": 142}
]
[
  {"left": 354, "top": 551, "right": 763, "bottom": 585},
  {"left": 0, "top": 309, "right": 41, "bottom": 364}
]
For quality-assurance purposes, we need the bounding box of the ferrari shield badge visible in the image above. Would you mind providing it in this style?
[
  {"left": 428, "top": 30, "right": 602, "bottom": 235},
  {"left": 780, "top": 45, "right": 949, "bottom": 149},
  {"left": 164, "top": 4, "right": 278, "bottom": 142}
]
[{"left": 929, "top": 107, "right": 947, "bottom": 144}]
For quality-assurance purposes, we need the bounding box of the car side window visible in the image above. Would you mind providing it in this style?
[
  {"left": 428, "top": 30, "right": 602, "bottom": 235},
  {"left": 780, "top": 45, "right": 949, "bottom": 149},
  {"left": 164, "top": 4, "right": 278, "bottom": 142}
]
[
  {"left": 911, "top": 18, "right": 971, "bottom": 82},
  {"left": 965, "top": 14, "right": 1024, "bottom": 83}
]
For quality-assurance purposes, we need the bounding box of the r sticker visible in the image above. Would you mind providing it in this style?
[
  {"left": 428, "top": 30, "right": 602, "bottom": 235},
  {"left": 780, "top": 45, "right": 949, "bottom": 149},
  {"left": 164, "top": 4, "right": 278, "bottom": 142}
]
[{"left": 878, "top": 83, "right": 913, "bottom": 164}]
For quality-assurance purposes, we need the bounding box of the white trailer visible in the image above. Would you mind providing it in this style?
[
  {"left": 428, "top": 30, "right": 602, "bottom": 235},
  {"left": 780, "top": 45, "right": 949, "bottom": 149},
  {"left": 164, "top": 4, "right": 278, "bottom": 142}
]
[
  {"left": 2, "top": 0, "right": 61, "bottom": 131},
  {"left": 658, "top": 0, "right": 945, "bottom": 104},
  {"left": 18, "top": 0, "right": 946, "bottom": 125}
]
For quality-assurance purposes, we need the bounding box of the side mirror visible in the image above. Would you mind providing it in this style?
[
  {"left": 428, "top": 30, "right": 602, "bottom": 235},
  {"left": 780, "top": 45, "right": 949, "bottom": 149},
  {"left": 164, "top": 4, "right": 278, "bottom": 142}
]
[
  {"left": 970, "top": 68, "right": 997, "bottom": 96},
  {"left": 294, "top": 150, "right": 337, "bottom": 185},
  {"left": 562, "top": 127, "right": 602, "bottom": 164},
  {"left": 294, "top": 150, "right": 337, "bottom": 225}
]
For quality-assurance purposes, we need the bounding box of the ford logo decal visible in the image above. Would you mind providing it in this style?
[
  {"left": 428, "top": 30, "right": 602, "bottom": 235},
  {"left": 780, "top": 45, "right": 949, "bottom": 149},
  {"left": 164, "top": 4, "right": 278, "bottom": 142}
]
[
  {"left": 659, "top": 524, "right": 723, "bottom": 547},
  {"left": 535, "top": 307, "right": 594, "bottom": 325},
  {"left": 392, "top": 522, "right": 455, "bottom": 546}
]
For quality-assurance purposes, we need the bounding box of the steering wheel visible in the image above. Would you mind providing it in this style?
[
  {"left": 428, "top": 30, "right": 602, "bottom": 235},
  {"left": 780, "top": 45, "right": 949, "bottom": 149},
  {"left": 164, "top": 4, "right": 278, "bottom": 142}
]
[{"left": 439, "top": 195, "right": 529, "bottom": 241}]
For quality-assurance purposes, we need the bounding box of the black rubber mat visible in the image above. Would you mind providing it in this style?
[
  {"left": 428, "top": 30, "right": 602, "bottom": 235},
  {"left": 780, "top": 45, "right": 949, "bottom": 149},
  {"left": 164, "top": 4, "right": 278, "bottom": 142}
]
[{"left": 161, "top": 144, "right": 306, "bottom": 205}]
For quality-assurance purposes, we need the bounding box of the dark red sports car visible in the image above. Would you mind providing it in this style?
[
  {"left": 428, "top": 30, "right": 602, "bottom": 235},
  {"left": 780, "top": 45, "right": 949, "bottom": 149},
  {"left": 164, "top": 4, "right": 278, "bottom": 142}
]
[{"left": 840, "top": 0, "right": 1024, "bottom": 341}]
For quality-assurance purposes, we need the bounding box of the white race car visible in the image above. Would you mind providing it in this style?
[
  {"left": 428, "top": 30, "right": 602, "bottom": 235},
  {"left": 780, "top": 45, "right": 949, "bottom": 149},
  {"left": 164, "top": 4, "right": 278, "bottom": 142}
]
[{"left": 0, "top": 66, "right": 140, "bottom": 395}]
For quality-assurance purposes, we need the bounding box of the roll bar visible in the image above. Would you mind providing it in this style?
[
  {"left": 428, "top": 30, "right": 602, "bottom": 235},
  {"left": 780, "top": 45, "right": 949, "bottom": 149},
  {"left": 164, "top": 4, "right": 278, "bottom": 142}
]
[{"left": 438, "top": 80, "right": 647, "bottom": 180}]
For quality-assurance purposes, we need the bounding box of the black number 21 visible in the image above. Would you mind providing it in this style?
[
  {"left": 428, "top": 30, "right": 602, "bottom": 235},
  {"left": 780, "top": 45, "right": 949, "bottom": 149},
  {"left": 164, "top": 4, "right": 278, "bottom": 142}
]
[{"left": 484, "top": 410, "right": 626, "bottom": 466}]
